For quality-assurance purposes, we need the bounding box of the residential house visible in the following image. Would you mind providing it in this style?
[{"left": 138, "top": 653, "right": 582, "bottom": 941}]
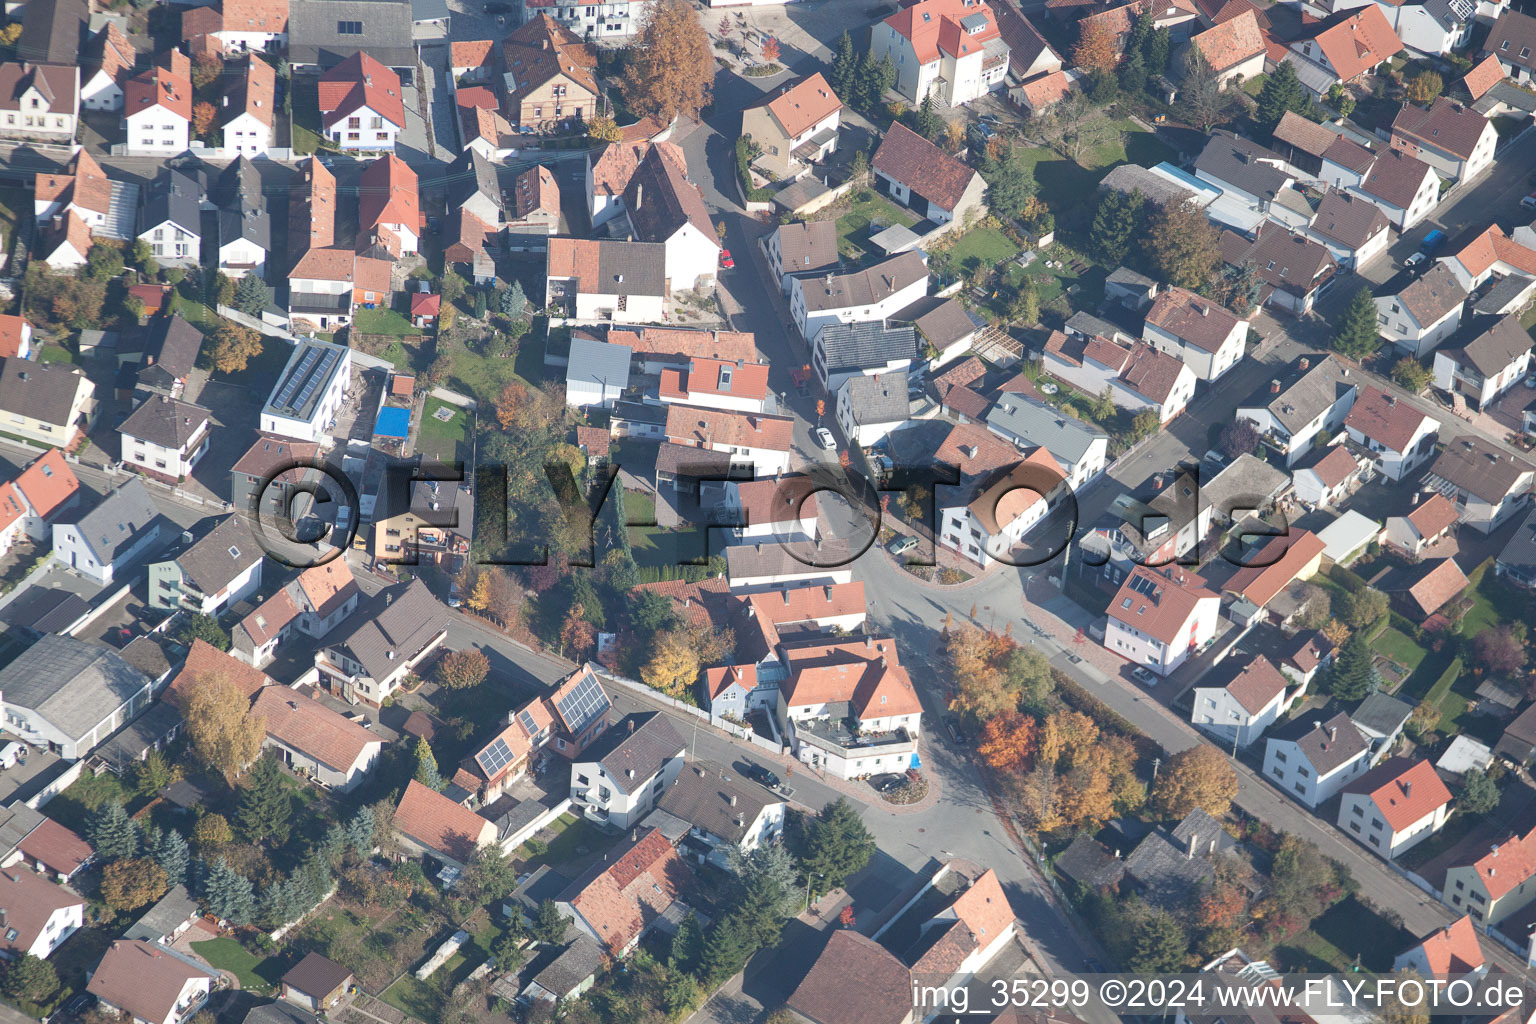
[
  {"left": 0, "top": 357, "right": 95, "bottom": 447},
  {"left": 622, "top": 144, "right": 720, "bottom": 294},
  {"left": 513, "top": 0, "right": 639, "bottom": 42},
  {"left": 708, "top": 477, "right": 821, "bottom": 548},
  {"left": 1422, "top": 434, "right": 1536, "bottom": 532},
  {"left": 289, "top": 155, "right": 336, "bottom": 256},
  {"left": 505, "top": 164, "right": 560, "bottom": 250},
  {"left": 1305, "top": 189, "right": 1392, "bottom": 269},
  {"left": 314, "top": 578, "right": 450, "bottom": 706},
  {"left": 903, "top": 865, "right": 1018, "bottom": 992},
  {"left": 869, "top": 0, "right": 1011, "bottom": 107},
  {"left": 0, "top": 633, "right": 154, "bottom": 759},
  {"left": 872, "top": 123, "right": 989, "bottom": 226},
  {"left": 52, "top": 477, "right": 160, "bottom": 585},
  {"left": 81, "top": 23, "right": 133, "bottom": 111},
  {"left": 1442, "top": 823, "right": 1536, "bottom": 925},
  {"left": 317, "top": 52, "right": 405, "bottom": 152},
  {"left": 119, "top": 396, "right": 212, "bottom": 485},
  {"left": 1439, "top": 224, "right": 1536, "bottom": 293},
  {"left": 653, "top": 762, "right": 786, "bottom": 870},
  {"left": 837, "top": 370, "right": 911, "bottom": 447},
  {"left": 393, "top": 779, "right": 497, "bottom": 870},
  {"left": 0, "top": 867, "right": 83, "bottom": 959},
  {"left": 1191, "top": 655, "right": 1293, "bottom": 749},
  {"left": 1008, "top": 68, "right": 1076, "bottom": 113},
  {"left": 220, "top": 54, "right": 276, "bottom": 157},
  {"left": 585, "top": 139, "right": 654, "bottom": 228},
  {"left": 1377, "top": 264, "right": 1467, "bottom": 357},
  {"left": 519, "top": 937, "right": 603, "bottom": 1005},
  {"left": 663, "top": 406, "right": 794, "bottom": 477},
  {"left": 1203, "top": 452, "right": 1294, "bottom": 524},
  {"left": 1353, "top": 147, "right": 1442, "bottom": 231},
  {"left": 659, "top": 357, "right": 770, "bottom": 415},
  {"left": 1262, "top": 709, "right": 1373, "bottom": 808},
  {"left": 164, "top": 640, "right": 270, "bottom": 714},
  {"left": 254, "top": 687, "right": 382, "bottom": 792},
  {"left": 1189, "top": 9, "right": 1266, "bottom": 86},
  {"left": 1222, "top": 529, "right": 1329, "bottom": 627},
  {"left": 1367, "top": 0, "right": 1479, "bottom": 56},
  {"left": 1141, "top": 286, "right": 1250, "bottom": 381},
  {"left": 1079, "top": 470, "right": 1212, "bottom": 585},
  {"left": 1382, "top": 556, "right": 1469, "bottom": 622},
  {"left": 87, "top": 941, "right": 217, "bottom": 1024},
  {"left": 1392, "top": 916, "right": 1486, "bottom": 977},
  {"left": 1236, "top": 354, "right": 1359, "bottom": 466},
  {"left": 370, "top": 475, "right": 473, "bottom": 570},
  {"left": 544, "top": 238, "right": 667, "bottom": 323},
  {"left": 197, "top": 0, "right": 291, "bottom": 53},
  {"left": 900, "top": 295, "right": 984, "bottom": 367},
  {"left": 0, "top": 63, "right": 78, "bottom": 143},
  {"left": 443, "top": 208, "right": 495, "bottom": 283},
  {"left": 725, "top": 543, "right": 854, "bottom": 593},
  {"left": 561, "top": 337, "right": 630, "bottom": 410},
  {"left": 358, "top": 155, "right": 420, "bottom": 257},
  {"left": 993, "top": 0, "right": 1063, "bottom": 82},
  {"left": 148, "top": 515, "right": 261, "bottom": 615},
  {"left": 1390, "top": 98, "right": 1498, "bottom": 183},
  {"left": 1043, "top": 331, "right": 1197, "bottom": 425},
  {"left": 776, "top": 636, "right": 923, "bottom": 779},
  {"left": 1103, "top": 565, "right": 1221, "bottom": 677},
  {"left": 232, "top": 559, "right": 359, "bottom": 667},
  {"left": 1218, "top": 224, "right": 1338, "bottom": 315},
  {"left": 1283, "top": 6, "right": 1404, "bottom": 98},
  {"left": 789, "top": 251, "right": 928, "bottom": 345},
  {"left": 122, "top": 52, "right": 193, "bottom": 155},
  {"left": 11, "top": 447, "right": 81, "bottom": 542},
  {"left": 1195, "top": 131, "right": 1296, "bottom": 211},
  {"left": 447, "top": 146, "right": 503, "bottom": 229},
  {"left": 1432, "top": 314, "right": 1532, "bottom": 411},
  {"left": 1343, "top": 386, "right": 1441, "bottom": 480},
  {"left": 788, "top": 930, "right": 912, "bottom": 1024},
  {"left": 938, "top": 448, "right": 1068, "bottom": 569},
  {"left": 288, "top": 249, "right": 392, "bottom": 331},
  {"left": 280, "top": 954, "right": 354, "bottom": 1013},
  {"left": 459, "top": 101, "right": 516, "bottom": 162},
  {"left": 259, "top": 339, "right": 352, "bottom": 444},
  {"left": 125, "top": 313, "right": 205, "bottom": 401},
  {"left": 1279, "top": 630, "right": 1336, "bottom": 690},
  {"left": 1122, "top": 809, "right": 1243, "bottom": 911},
  {"left": 1055, "top": 835, "right": 1127, "bottom": 892},
  {"left": 1498, "top": 701, "right": 1536, "bottom": 763},
  {"left": 569, "top": 712, "right": 684, "bottom": 829},
  {"left": 555, "top": 827, "right": 692, "bottom": 957},
  {"left": 1338, "top": 756, "right": 1453, "bottom": 859},
  {"left": 1385, "top": 491, "right": 1460, "bottom": 556},
  {"left": 1293, "top": 444, "right": 1366, "bottom": 507},
  {"left": 499, "top": 14, "right": 597, "bottom": 130},
  {"left": 1485, "top": 9, "right": 1536, "bottom": 83},
  {"left": 33, "top": 150, "right": 115, "bottom": 236},
  {"left": 767, "top": 220, "right": 839, "bottom": 294},
  {"left": 1496, "top": 507, "right": 1536, "bottom": 588},
  {"left": 984, "top": 394, "right": 1110, "bottom": 489},
  {"left": 215, "top": 158, "right": 270, "bottom": 279},
  {"left": 813, "top": 318, "right": 917, "bottom": 394},
  {"left": 1462, "top": 53, "right": 1506, "bottom": 104},
  {"left": 740, "top": 73, "right": 842, "bottom": 180},
  {"left": 288, "top": 0, "right": 416, "bottom": 74}
]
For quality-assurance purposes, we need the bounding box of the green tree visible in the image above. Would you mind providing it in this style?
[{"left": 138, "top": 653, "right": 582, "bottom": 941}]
[
  {"left": 669, "top": 911, "right": 706, "bottom": 975},
  {"left": 1146, "top": 200, "right": 1220, "bottom": 290},
  {"left": 203, "top": 857, "right": 256, "bottom": 924},
  {"left": 1006, "top": 647, "right": 1055, "bottom": 713},
  {"left": 1008, "top": 280, "right": 1040, "bottom": 324},
  {"left": 797, "top": 798, "right": 874, "bottom": 892},
  {"left": 213, "top": 271, "right": 236, "bottom": 308},
  {"left": 84, "top": 242, "right": 125, "bottom": 282},
  {"left": 177, "top": 613, "right": 230, "bottom": 651},
  {"left": 913, "top": 92, "right": 943, "bottom": 140},
  {"left": 1089, "top": 189, "right": 1146, "bottom": 266},
  {"left": 233, "top": 274, "right": 269, "bottom": 316},
  {"left": 1118, "top": 49, "right": 1147, "bottom": 96},
  {"left": 89, "top": 800, "right": 139, "bottom": 861},
  {"left": 491, "top": 932, "right": 526, "bottom": 973},
  {"left": 440, "top": 270, "right": 466, "bottom": 305},
  {"left": 698, "top": 914, "right": 755, "bottom": 986},
  {"left": 1256, "top": 60, "right": 1308, "bottom": 135},
  {"left": 208, "top": 323, "right": 264, "bottom": 374},
  {"left": 235, "top": 751, "right": 293, "bottom": 847},
  {"left": 1092, "top": 387, "right": 1116, "bottom": 421},
  {"left": 130, "top": 239, "right": 159, "bottom": 277},
  {"left": 1328, "top": 632, "right": 1378, "bottom": 700},
  {"left": 726, "top": 843, "right": 800, "bottom": 948},
  {"left": 981, "top": 146, "right": 1036, "bottom": 220},
  {"left": 413, "top": 735, "right": 444, "bottom": 790},
  {"left": 1142, "top": 27, "right": 1171, "bottom": 84},
  {"left": 1392, "top": 357, "right": 1432, "bottom": 393},
  {"left": 465, "top": 845, "right": 517, "bottom": 902},
  {"left": 1461, "top": 769, "right": 1499, "bottom": 816},
  {"left": 1127, "top": 910, "right": 1189, "bottom": 972},
  {"left": 2, "top": 955, "right": 58, "bottom": 1006},
  {"left": 1338, "top": 587, "right": 1388, "bottom": 629},
  {"left": 153, "top": 827, "right": 190, "bottom": 886},
  {"left": 530, "top": 898, "right": 567, "bottom": 945},
  {"left": 1178, "top": 47, "right": 1222, "bottom": 132},
  {"left": 1130, "top": 409, "right": 1160, "bottom": 442},
  {"left": 1405, "top": 71, "right": 1443, "bottom": 105},
  {"left": 1333, "top": 286, "right": 1380, "bottom": 359},
  {"left": 500, "top": 279, "right": 527, "bottom": 319},
  {"left": 829, "top": 30, "right": 857, "bottom": 98},
  {"left": 133, "top": 749, "right": 173, "bottom": 797},
  {"left": 346, "top": 806, "right": 376, "bottom": 857}
]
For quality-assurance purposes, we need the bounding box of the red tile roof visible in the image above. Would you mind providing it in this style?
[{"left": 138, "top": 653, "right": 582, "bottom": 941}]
[
  {"left": 872, "top": 122, "right": 979, "bottom": 212},
  {"left": 1306, "top": 445, "right": 1361, "bottom": 488},
  {"left": 610, "top": 327, "right": 756, "bottom": 363},
  {"left": 1450, "top": 224, "right": 1536, "bottom": 280},
  {"left": 450, "top": 39, "right": 495, "bottom": 68},
  {"left": 1348, "top": 756, "right": 1453, "bottom": 833},
  {"left": 1218, "top": 655, "right": 1290, "bottom": 714},
  {"left": 780, "top": 636, "right": 922, "bottom": 719},
  {"left": 124, "top": 63, "right": 192, "bottom": 120},
  {"left": 1014, "top": 70, "right": 1074, "bottom": 110},
  {"left": 224, "top": 0, "right": 288, "bottom": 36},
  {"left": 1192, "top": 9, "right": 1265, "bottom": 71},
  {"left": 1106, "top": 566, "right": 1217, "bottom": 645},
  {"left": 950, "top": 867, "right": 1014, "bottom": 946},
  {"left": 1466, "top": 825, "right": 1536, "bottom": 899},
  {"left": 562, "top": 828, "right": 691, "bottom": 955},
  {"left": 1294, "top": 6, "right": 1402, "bottom": 82},
  {"left": 241, "top": 587, "right": 298, "bottom": 648},
  {"left": 393, "top": 779, "right": 494, "bottom": 862},
  {"left": 16, "top": 818, "right": 92, "bottom": 877},
  {"left": 1406, "top": 492, "right": 1459, "bottom": 540},
  {"left": 253, "top": 687, "right": 379, "bottom": 773},
  {"left": 1392, "top": 98, "right": 1493, "bottom": 161},
  {"left": 751, "top": 72, "right": 842, "bottom": 138},
  {"left": 664, "top": 406, "right": 794, "bottom": 453},
  {"left": 0, "top": 866, "right": 80, "bottom": 957},
  {"left": 1224, "top": 530, "right": 1326, "bottom": 608},
  {"left": 1145, "top": 287, "right": 1244, "bottom": 353},
  {"left": 789, "top": 930, "right": 912, "bottom": 1024},
  {"left": 1462, "top": 54, "right": 1504, "bottom": 102},
  {"left": 1403, "top": 914, "right": 1484, "bottom": 975},
  {"left": 317, "top": 52, "right": 405, "bottom": 131},
  {"left": 630, "top": 576, "right": 733, "bottom": 631},
  {"left": 1345, "top": 387, "right": 1436, "bottom": 454},
  {"left": 704, "top": 664, "right": 758, "bottom": 700},
  {"left": 658, "top": 357, "right": 771, "bottom": 403},
  {"left": 359, "top": 155, "right": 419, "bottom": 238},
  {"left": 1119, "top": 344, "right": 1189, "bottom": 404},
  {"left": 88, "top": 941, "right": 214, "bottom": 1023},
  {"left": 1406, "top": 558, "right": 1468, "bottom": 618},
  {"left": 935, "top": 421, "right": 1023, "bottom": 480},
  {"left": 967, "top": 448, "right": 1066, "bottom": 533},
  {"left": 13, "top": 447, "right": 78, "bottom": 520}
]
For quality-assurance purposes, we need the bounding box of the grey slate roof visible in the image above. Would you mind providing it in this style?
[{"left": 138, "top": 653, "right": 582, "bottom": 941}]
[
  {"left": 100, "top": 701, "right": 183, "bottom": 767},
  {"left": 1352, "top": 692, "right": 1413, "bottom": 740},
  {"left": 166, "top": 515, "right": 259, "bottom": 595},
  {"left": 120, "top": 395, "right": 211, "bottom": 450},
  {"left": 1425, "top": 434, "right": 1536, "bottom": 503},
  {"left": 288, "top": 0, "right": 417, "bottom": 68},
  {"left": 327, "top": 577, "right": 449, "bottom": 682},
  {"left": 1099, "top": 162, "right": 1196, "bottom": 207},
  {"left": 656, "top": 762, "right": 781, "bottom": 844},
  {"left": 67, "top": 477, "right": 160, "bottom": 567},
  {"left": 0, "top": 358, "right": 90, "bottom": 427},
  {"left": 841, "top": 370, "right": 910, "bottom": 426},
  {"left": 125, "top": 884, "right": 200, "bottom": 943},
  {"left": 1124, "top": 829, "right": 1218, "bottom": 908},
  {"left": 1236, "top": 354, "right": 1356, "bottom": 436},
  {"left": 799, "top": 251, "right": 927, "bottom": 313},
  {"left": 1195, "top": 131, "right": 1294, "bottom": 202},
  {"left": 141, "top": 168, "right": 202, "bottom": 236},
  {"left": 1107, "top": 266, "right": 1157, "bottom": 289},
  {"left": 1054, "top": 834, "right": 1126, "bottom": 889},
  {"left": 1442, "top": 314, "right": 1532, "bottom": 377},
  {"left": 581, "top": 712, "right": 683, "bottom": 795},
  {"left": 118, "top": 635, "right": 179, "bottom": 681},
  {"left": 217, "top": 158, "right": 270, "bottom": 252},
  {"left": 983, "top": 394, "right": 1107, "bottom": 467},
  {"left": 134, "top": 314, "right": 205, "bottom": 390},
  {"left": 1170, "top": 808, "right": 1238, "bottom": 855},
  {"left": 1497, "top": 508, "right": 1536, "bottom": 578},
  {"left": 1472, "top": 274, "right": 1534, "bottom": 316},
  {"left": 0, "top": 804, "right": 45, "bottom": 857},
  {"left": 0, "top": 634, "right": 151, "bottom": 744},
  {"left": 411, "top": 0, "right": 449, "bottom": 20},
  {"left": 567, "top": 337, "right": 632, "bottom": 392},
  {"left": 448, "top": 149, "right": 500, "bottom": 211},
  {"left": 1268, "top": 709, "right": 1367, "bottom": 774},
  {"left": 0, "top": 587, "right": 90, "bottom": 634},
  {"left": 18, "top": 0, "right": 87, "bottom": 65},
  {"left": 1202, "top": 453, "right": 1292, "bottom": 518},
  {"left": 819, "top": 321, "right": 916, "bottom": 375},
  {"left": 527, "top": 936, "right": 603, "bottom": 999}
]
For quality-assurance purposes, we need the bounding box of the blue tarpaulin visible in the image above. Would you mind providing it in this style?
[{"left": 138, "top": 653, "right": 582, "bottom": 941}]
[{"left": 374, "top": 406, "right": 410, "bottom": 439}]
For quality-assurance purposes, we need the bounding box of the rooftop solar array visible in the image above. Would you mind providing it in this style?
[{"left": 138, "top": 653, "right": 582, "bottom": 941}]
[
  {"left": 1128, "top": 573, "right": 1160, "bottom": 599},
  {"left": 476, "top": 736, "right": 515, "bottom": 776},
  {"left": 555, "top": 672, "right": 610, "bottom": 735},
  {"left": 518, "top": 709, "right": 540, "bottom": 737},
  {"left": 269, "top": 343, "right": 344, "bottom": 421}
]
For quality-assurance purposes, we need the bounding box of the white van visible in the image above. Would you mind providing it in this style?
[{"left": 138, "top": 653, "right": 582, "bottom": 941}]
[{"left": 0, "top": 742, "right": 23, "bottom": 769}]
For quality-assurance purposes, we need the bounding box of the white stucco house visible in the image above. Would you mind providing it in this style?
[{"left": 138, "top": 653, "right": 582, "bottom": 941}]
[
  {"left": 1337, "top": 757, "right": 1453, "bottom": 860},
  {"left": 1191, "top": 656, "right": 1294, "bottom": 750},
  {"left": 1102, "top": 566, "right": 1221, "bottom": 678},
  {"left": 1262, "top": 710, "right": 1373, "bottom": 809}
]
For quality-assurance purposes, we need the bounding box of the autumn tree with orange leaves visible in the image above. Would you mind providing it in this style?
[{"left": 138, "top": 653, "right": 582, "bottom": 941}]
[
  {"left": 976, "top": 711, "right": 1038, "bottom": 771},
  {"left": 192, "top": 102, "right": 217, "bottom": 140},
  {"left": 1073, "top": 22, "right": 1118, "bottom": 77}
]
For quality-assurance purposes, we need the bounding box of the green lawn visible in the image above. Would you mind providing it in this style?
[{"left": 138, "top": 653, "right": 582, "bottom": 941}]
[
  {"left": 170, "top": 292, "right": 220, "bottom": 333},
  {"left": 1371, "top": 626, "right": 1427, "bottom": 675},
  {"left": 832, "top": 189, "right": 918, "bottom": 259},
  {"left": 1277, "top": 896, "right": 1409, "bottom": 973},
  {"left": 445, "top": 345, "right": 534, "bottom": 404},
  {"left": 191, "top": 937, "right": 283, "bottom": 992},
  {"left": 38, "top": 343, "right": 78, "bottom": 364},
  {"left": 1013, "top": 147, "right": 1103, "bottom": 214},
  {"left": 418, "top": 396, "right": 470, "bottom": 463},
  {"left": 1079, "top": 120, "right": 1176, "bottom": 171},
  {"left": 1243, "top": 74, "right": 1268, "bottom": 96},
  {"left": 628, "top": 524, "right": 712, "bottom": 568},
  {"left": 946, "top": 226, "right": 1021, "bottom": 274},
  {"left": 289, "top": 77, "right": 325, "bottom": 156},
  {"left": 623, "top": 490, "right": 656, "bottom": 525},
  {"left": 517, "top": 816, "right": 606, "bottom": 871},
  {"left": 353, "top": 307, "right": 421, "bottom": 337}
]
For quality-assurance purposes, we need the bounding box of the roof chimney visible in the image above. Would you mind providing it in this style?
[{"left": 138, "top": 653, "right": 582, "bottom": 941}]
[
  {"left": 635, "top": 184, "right": 642, "bottom": 208},
  {"left": 1328, "top": 725, "right": 1337, "bottom": 742},
  {"left": 1403, "top": 780, "right": 1412, "bottom": 798},
  {"left": 1299, "top": 356, "right": 1310, "bottom": 371},
  {"left": 729, "top": 794, "right": 737, "bottom": 806},
  {"left": 1270, "top": 379, "right": 1281, "bottom": 394}
]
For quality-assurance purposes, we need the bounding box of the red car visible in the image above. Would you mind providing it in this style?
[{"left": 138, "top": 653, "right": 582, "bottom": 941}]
[{"left": 719, "top": 249, "right": 735, "bottom": 268}]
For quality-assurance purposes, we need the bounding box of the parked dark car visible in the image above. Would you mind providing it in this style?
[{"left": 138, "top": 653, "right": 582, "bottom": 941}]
[{"left": 747, "top": 764, "right": 780, "bottom": 788}]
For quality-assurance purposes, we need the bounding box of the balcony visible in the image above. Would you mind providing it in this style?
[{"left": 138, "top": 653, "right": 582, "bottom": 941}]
[{"left": 794, "top": 717, "right": 915, "bottom": 758}]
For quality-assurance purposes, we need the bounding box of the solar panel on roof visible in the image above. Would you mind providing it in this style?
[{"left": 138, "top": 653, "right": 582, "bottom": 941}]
[
  {"left": 1128, "top": 573, "right": 1160, "bottom": 598},
  {"left": 555, "top": 673, "right": 610, "bottom": 735},
  {"left": 518, "top": 709, "right": 539, "bottom": 736},
  {"left": 476, "top": 737, "right": 514, "bottom": 775}
]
